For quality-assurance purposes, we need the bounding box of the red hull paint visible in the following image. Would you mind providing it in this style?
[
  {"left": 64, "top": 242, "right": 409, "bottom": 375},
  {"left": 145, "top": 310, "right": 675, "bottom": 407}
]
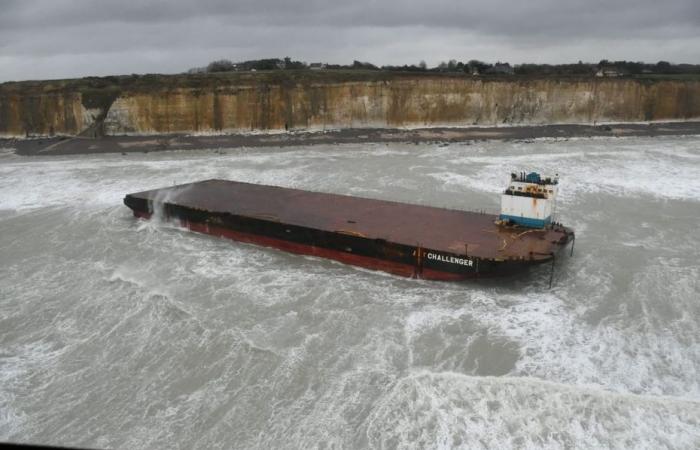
[{"left": 133, "top": 211, "right": 473, "bottom": 281}]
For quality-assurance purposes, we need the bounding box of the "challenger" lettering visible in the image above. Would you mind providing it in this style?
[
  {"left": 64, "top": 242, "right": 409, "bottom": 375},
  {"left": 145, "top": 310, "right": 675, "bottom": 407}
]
[{"left": 426, "top": 252, "right": 473, "bottom": 267}]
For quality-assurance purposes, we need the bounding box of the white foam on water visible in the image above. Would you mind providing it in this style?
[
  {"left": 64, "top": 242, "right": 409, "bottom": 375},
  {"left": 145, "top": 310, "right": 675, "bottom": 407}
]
[
  {"left": 423, "top": 137, "right": 700, "bottom": 203},
  {"left": 1, "top": 135, "right": 700, "bottom": 448},
  {"left": 0, "top": 151, "right": 315, "bottom": 212},
  {"left": 365, "top": 371, "right": 700, "bottom": 449},
  {"left": 482, "top": 292, "right": 700, "bottom": 398},
  {"left": 391, "top": 247, "right": 700, "bottom": 400},
  {"left": 0, "top": 340, "right": 69, "bottom": 438}
]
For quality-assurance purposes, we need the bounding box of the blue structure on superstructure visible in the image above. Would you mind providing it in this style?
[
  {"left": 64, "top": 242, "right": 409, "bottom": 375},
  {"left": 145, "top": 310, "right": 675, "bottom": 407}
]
[{"left": 524, "top": 172, "right": 541, "bottom": 183}]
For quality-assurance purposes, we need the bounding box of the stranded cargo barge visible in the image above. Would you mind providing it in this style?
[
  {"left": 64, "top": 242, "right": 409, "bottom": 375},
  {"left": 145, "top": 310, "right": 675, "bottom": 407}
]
[{"left": 124, "top": 175, "right": 574, "bottom": 281}]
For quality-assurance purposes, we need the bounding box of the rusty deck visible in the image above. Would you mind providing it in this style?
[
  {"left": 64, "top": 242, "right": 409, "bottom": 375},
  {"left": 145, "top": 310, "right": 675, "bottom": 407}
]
[{"left": 125, "top": 179, "right": 571, "bottom": 262}]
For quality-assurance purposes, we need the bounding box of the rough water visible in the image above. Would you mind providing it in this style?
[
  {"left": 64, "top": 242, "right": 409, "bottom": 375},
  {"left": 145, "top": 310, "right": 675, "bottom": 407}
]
[{"left": 1, "top": 136, "right": 699, "bottom": 449}]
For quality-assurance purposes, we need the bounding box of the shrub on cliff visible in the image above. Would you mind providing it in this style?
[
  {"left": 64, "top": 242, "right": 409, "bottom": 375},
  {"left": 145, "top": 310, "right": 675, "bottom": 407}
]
[{"left": 207, "top": 59, "right": 236, "bottom": 73}]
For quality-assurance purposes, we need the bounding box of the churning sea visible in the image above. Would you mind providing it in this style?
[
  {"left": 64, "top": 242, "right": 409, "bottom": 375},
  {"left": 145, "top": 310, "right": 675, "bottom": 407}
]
[{"left": 1, "top": 136, "right": 699, "bottom": 449}]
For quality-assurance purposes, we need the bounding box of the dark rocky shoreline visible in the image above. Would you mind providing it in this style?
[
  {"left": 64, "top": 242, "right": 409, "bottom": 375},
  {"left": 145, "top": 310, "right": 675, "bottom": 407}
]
[{"left": 3, "top": 121, "right": 700, "bottom": 156}]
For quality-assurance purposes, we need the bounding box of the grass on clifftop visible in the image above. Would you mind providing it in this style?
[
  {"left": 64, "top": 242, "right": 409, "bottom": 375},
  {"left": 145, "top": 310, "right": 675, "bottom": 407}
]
[{"left": 2, "top": 70, "right": 699, "bottom": 96}]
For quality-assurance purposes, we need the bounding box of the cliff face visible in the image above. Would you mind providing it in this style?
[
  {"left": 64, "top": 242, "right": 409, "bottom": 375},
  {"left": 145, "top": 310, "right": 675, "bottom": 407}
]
[
  {"left": 1, "top": 74, "right": 699, "bottom": 138},
  {"left": 0, "top": 90, "right": 91, "bottom": 137}
]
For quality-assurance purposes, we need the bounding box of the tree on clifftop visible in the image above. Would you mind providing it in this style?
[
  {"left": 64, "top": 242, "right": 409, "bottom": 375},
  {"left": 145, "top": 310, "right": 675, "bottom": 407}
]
[
  {"left": 352, "top": 60, "right": 379, "bottom": 70},
  {"left": 207, "top": 59, "right": 236, "bottom": 72},
  {"left": 467, "top": 60, "right": 492, "bottom": 74}
]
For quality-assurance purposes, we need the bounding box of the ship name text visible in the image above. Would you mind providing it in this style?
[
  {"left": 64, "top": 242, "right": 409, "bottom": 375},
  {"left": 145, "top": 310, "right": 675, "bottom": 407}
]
[{"left": 426, "top": 252, "right": 474, "bottom": 267}]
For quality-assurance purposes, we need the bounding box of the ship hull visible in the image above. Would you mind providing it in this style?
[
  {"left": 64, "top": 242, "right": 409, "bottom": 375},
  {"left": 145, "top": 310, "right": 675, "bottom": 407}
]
[{"left": 125, "top": 181, "right": 574, "bottom": 281}]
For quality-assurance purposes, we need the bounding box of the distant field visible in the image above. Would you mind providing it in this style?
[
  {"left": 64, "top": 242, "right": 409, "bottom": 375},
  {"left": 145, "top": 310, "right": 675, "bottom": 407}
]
[{"left": 632, "top": 73, "right": 700, "bottom": 80}]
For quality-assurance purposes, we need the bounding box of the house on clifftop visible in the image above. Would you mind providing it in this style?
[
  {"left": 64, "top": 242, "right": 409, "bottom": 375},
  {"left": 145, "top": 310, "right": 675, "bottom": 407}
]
[
  {"left": 486, "top": 63, "right": 514, "bottom": 75},
  {"left": 309, "top": 63, "right": 327, "bottom": 70},
  {"left": 596, "top": 68, "right": 623, "bottom": 77}
]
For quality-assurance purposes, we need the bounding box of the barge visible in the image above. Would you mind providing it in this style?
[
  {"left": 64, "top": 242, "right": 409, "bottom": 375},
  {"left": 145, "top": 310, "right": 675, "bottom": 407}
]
[{"left": 124, "top": 173, "right": 574, "bottom": 281}]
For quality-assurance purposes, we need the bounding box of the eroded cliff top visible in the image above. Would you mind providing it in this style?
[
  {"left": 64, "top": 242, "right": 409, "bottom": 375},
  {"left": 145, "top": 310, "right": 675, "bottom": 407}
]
[{"left": 4, "top": 69, "right": 699, "bottom": 96}]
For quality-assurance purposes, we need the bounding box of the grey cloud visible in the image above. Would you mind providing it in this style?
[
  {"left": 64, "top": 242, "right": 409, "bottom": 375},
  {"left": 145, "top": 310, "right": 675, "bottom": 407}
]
[
  {"left": 1, "top": 0, "right": 699, "bottom": 81},
  {"left": 3, "top": 0, "right": 698, "bottom": 35}
]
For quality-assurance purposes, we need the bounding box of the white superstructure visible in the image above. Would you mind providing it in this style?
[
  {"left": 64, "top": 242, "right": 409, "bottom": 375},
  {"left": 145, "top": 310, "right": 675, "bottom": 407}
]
[{"left": 499, "top": 172, "right": 559, "bottom": 228}]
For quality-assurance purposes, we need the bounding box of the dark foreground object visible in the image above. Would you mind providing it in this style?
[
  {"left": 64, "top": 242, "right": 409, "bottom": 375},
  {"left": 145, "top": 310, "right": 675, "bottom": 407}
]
[{"left": 124, "top": 180, "right": 574, "bottom": 281}]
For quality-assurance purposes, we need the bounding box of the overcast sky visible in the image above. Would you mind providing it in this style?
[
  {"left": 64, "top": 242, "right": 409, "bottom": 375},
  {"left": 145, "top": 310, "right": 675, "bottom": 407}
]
[{"left": 1, "top": 0, "right": 699, "bottom": 82}]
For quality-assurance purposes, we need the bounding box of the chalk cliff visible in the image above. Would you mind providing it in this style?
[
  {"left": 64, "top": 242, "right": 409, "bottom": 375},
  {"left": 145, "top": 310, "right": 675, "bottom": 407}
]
[{"left": 1, "top": 72, "right": 699, "bottom": 138}]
